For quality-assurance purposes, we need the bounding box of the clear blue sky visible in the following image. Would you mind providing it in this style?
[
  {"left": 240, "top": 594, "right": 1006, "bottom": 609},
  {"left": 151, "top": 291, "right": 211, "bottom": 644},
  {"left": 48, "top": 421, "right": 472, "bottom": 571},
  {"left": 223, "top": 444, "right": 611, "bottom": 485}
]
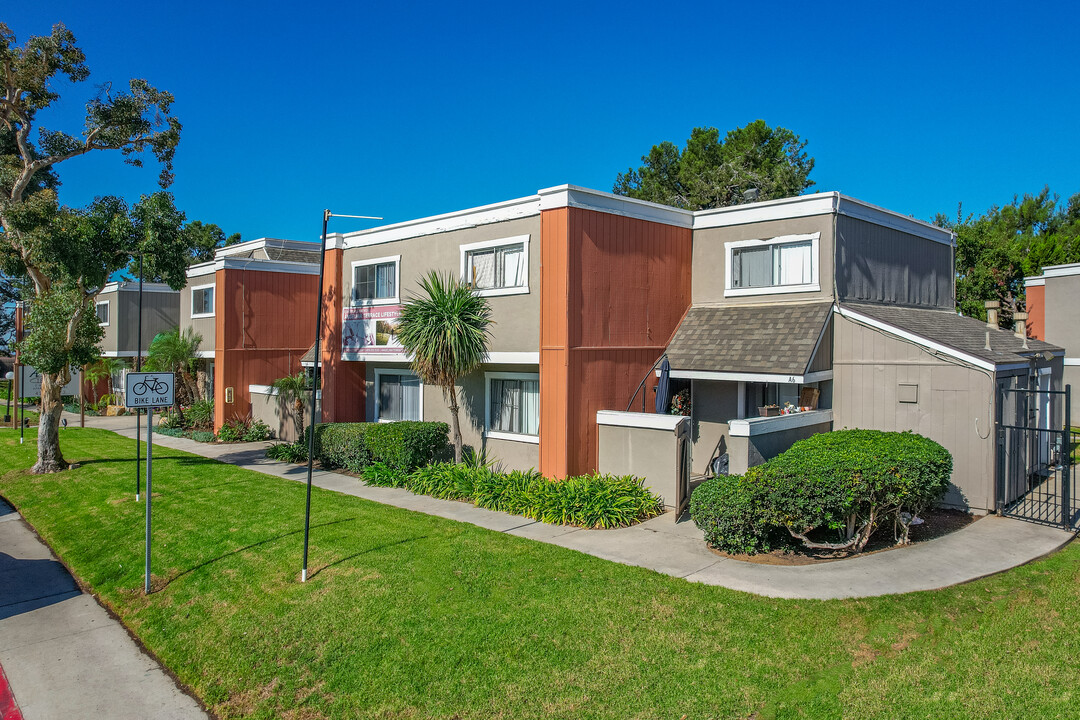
[{"left": 8, "top": 1, "right": 1080, "bottom": 243}]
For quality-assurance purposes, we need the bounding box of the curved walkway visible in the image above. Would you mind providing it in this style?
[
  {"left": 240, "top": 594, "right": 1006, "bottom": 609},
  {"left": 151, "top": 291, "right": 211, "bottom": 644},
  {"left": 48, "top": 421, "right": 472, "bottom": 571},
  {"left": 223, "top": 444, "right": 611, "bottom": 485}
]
[{"left": 64, "top": 412, "right": 1077, "bottom": 600}]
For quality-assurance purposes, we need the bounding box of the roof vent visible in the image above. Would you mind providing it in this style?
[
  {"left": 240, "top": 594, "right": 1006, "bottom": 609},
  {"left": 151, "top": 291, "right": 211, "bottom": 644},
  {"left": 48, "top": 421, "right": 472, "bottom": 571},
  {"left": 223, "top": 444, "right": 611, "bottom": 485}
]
[
  {"left": 1013, "top": 311, "right": 1029, "bottom": 349},
  {"left": 984, "top": 300, "right": 1000, "bottom": 330}
]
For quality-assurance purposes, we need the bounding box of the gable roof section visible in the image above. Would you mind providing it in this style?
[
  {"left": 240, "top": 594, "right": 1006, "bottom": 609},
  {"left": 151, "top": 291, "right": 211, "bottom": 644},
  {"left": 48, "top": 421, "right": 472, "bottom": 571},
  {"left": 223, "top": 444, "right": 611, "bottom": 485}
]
[
  {"left": 666, "top": 301, "right": 833, "bottom": 376},
  {"left": 838, "top": 301, "right": 1063, "bottom": 370}
]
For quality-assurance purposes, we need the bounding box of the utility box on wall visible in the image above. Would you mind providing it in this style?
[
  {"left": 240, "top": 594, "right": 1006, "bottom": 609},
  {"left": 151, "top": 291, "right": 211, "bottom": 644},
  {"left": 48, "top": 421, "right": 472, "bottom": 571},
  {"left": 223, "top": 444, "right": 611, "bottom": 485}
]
[{"left": 898, "top": 383, "right": 919, "bottom": 403}]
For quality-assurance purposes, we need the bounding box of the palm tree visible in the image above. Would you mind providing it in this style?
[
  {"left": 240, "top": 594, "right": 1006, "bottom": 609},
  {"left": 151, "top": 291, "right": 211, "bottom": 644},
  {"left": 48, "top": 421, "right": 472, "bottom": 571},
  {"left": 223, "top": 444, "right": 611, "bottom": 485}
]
[
  {"left": 145, "top": 326, "right": 203, "bottom": 421},
  {"left": 271, "top": 371, "right": 310, "bottom": 442},
  {"left": 84, "top": 356, "right": 126, "bottom": 409},
  {"left": 397, "top": 271, "right": 492, "bottom": 463}
]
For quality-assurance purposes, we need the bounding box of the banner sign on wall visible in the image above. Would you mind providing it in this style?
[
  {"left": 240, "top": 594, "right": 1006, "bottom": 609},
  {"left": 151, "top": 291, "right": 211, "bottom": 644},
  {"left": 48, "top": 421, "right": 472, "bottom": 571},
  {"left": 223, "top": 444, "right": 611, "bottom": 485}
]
[
  {"left": 19, "top": 366, "right": 81, "bottom": 397},
  {"left": 342, "top": 305, "right": 405, "bottom": 356}
]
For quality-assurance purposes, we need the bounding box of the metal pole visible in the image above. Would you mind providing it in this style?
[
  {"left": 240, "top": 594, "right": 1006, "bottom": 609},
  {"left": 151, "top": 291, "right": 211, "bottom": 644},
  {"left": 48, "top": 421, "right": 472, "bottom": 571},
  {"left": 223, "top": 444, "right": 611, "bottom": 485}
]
[
  {"left": 144, "top": 405, "right": 153, "bottom": 594},
  {"left": 1063, "top": 385, "right": 1071, "bottom": 530},
  {"left": 16, "top": 302, "right": 24, "bottom": 444},
  {"left": 136, "top": 254, "right": 144, "bottom": 501},
  {"left": 79, "top": 364, "right": 85, "bottom": 428},
  {"left": 302, "top": 209, "right": 330, "bottom": 583}
]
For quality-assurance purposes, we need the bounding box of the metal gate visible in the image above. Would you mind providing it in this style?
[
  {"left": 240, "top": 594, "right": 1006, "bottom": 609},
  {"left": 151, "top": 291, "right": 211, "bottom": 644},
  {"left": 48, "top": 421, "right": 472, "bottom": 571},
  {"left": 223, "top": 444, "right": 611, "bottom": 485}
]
[{"left": 996, "top": 382, "right": 1076, "bottom": 530}]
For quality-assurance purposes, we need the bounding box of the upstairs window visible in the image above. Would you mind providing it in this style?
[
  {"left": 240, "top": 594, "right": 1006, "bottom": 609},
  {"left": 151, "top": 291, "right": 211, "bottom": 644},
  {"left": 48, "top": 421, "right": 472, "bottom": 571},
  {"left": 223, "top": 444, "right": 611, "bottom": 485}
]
[
  {"left": 460, "top": 235, "right": 530, "bottom": 297},
  {"left": 352, "top": 256, "right": 400, "bottom": 305},
  {"left": 191, "top": 284, "right": 215, "bottom": 317},
  {"left": 726, "top": 233, "right": 819, "bottom": 296},
  {"left": 95, "top": 300, "right": 110, "bottom": 325}
]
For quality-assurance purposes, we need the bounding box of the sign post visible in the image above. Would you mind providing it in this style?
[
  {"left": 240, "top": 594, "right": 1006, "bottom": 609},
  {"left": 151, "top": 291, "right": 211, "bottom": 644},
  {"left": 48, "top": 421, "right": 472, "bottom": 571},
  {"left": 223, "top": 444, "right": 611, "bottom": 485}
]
[{"left": 125, "top": 372, "right": 174, "bottom": 595}]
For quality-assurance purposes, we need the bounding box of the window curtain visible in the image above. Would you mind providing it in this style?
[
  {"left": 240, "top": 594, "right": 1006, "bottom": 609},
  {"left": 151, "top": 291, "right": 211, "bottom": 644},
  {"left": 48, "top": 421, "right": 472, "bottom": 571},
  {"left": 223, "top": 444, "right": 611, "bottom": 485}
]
[
  {"left": 734, "top": 246, "right": 772, "bottom": 287},
  {"left": 499, "top": 244, "right": 525, "bottom": 288},
  {"left": 776, "top": 241, "right": 812, "bottom": 286},
  {"left": 520, "top": 379, "right": 539, "bottom": 434},
  {"left": 375, "top": 263, "right": 396, "bottom": 299},
  {"left": 490, "top": 377, "right": 538, "bottom": 435},
  {"left": 379, "top": 374, "right": 420, "bottom": 421},
  {"left": 470, "top": 250, "right": 496, "bottom": 289}
]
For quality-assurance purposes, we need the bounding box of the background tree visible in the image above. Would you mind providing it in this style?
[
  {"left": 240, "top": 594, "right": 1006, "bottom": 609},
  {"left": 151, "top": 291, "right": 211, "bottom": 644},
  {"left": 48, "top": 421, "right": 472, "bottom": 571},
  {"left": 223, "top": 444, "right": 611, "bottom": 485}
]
[
  {"left": 614, "top": 121, "right": 815, "bottom": 210},
  {"left": 271, "top": 372, "right": 310, "bottom": 442},
  {"left": 127, "top": 219, "right": 241, "bottom": 277},
  {"left": 145, "top": 326, "right": 202, "bottom": 422},
  {"left": 84, "top": 355, "right": 126, "bottom": 409},
  {"left": 397, "top": 272, "right": 492, "bottom": 463},
  {"left": 938, "top": 187, "right": 1080, "bottom": 327},
  {"left": 0, "top": 23, "right": 183, "bottom": 471}
]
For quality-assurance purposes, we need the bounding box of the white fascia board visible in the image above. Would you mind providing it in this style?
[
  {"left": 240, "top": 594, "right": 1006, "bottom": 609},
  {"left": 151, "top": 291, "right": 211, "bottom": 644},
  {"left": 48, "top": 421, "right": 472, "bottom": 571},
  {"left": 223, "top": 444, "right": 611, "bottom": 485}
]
[
  {"left": 693, "top": 192, "right": 838, "bottom": 230},
  {"left": 1040, "top": 262, "right": 1080, "bottom": 278},
  {"left": 195, "top": 350, "right": 215, "bottom": 358},
  {"left": 537, "top": 184, "right": 694, "bottom": 228},
  {"left": 340, "top": 351, "right": 539, "bottom": 365},
  {"left": 217, "top": 258, "right": 320, "bottom": 275},
  {"left": 729, "top": 409, "right": 833, "bottom": 437},
  {"left": 343, "top": 352, "right": 411, "bottom": 363},
  {"left": 340, "top": 195, "right": 541, "bottom": 250},
  {"left": 100, "top": 350, "right": 145, "bottom": 358},
  {"left": 836, "top": 195, "right": 955, "bottom": 246},
  {"left": 1024, "top": 277, "right": 1046, "bottom": 287},
  {"left": 835, "top": 305, "right": 1001, "bottom": 371},
  {"left": 99, "top": 281, "right": 178, "bottom": 294},
  {"left": 596, "top": 410, "right": 689, "bottom": 431},
  {"left": 186, "top": 261, "right": 218, "bottom": 279},
  {"left": 249, "top": 384, "right": 321, "bottom": 398},
  {"left": 1064, "top": 358, "right": 1080, "bottom": 366},
  {"left": 324, "top": 233, "right": 345, "bottom": 250},
  {"left": 667, "top": 369, "right": 830, "bottom": 384},
  {"left": 214, "top": 237, "right": 314, "bottom": 258}
]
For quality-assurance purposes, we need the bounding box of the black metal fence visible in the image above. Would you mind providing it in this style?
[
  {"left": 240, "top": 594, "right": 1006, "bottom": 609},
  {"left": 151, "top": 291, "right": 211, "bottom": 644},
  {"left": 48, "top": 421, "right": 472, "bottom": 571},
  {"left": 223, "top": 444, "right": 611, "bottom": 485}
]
[{"left": 996, "top": 384, "right": 1076, "bottom": 530}]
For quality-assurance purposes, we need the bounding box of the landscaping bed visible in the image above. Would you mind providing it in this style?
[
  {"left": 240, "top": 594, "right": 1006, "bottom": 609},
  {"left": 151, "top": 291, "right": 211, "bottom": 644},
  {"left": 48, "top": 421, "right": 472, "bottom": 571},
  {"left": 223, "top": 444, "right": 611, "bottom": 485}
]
[{"left": 2, "top": 429, "right": 1080, "bottom": 718}]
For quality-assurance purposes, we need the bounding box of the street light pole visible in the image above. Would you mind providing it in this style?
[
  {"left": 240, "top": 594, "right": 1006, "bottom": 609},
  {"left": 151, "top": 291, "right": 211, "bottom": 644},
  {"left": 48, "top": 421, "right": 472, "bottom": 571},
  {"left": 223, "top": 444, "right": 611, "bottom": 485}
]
[
  {"left": 136, "top": 253, "right": 144, "bottom": 501},
  {"left": 301, "top": 210, "right": 380, "bottom": 583}
]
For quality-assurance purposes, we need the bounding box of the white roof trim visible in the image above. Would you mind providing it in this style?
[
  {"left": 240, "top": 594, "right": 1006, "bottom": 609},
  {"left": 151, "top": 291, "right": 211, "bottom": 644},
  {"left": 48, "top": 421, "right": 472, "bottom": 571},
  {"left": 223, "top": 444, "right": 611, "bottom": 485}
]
[
  {"left": 537, "top": 184, "right": 694, "bottom": 228},
  {"left": 324, "top": 233, "right": 345, "bottom": 250},
  {"left": 339, "top": 195, "right": 541, "bottom": 250},
  {"left": 694, "top": 192, "right": 838, "bottom": 230},
  {"left": 340, "top": 351, "right": 539, "bottom": 365},
  {"left": 836, "top": 195, "right": 955, "bottom": 246},
  {"left": 1063, "top": 358, "right": 1080, "bottom": 366},
  {"left": 596, "top": 410, "right": 689, "bottom": 431},
  {"left": 214, "top": 237, "right": 316, "bottom": 258},
  {"left": 186, "top": 257, "right": 319, "bottom": 278},
  {"left": 250, "top": 384, "right": 321, "bottom": 398},
  {"left": 729, "top": 409, "right": 833, "bottom": 437},
  {"left": 98, "top": 281, "right": 178, "bottom": 295},
  {"left": 1024, "top": 277, "right": 1046, "bottom": 287},
  {"left": 667, "top": 369, "right": 833, "bottom": 384},
  {"left": 1039, "top": 262, "right": 1080, "bottom": 279},
  {"left": 194, "top": 350, "right": 215, "bottom": 358},
  {"left": 836, "top": 305, "right": 1011, "bottom": 372}
]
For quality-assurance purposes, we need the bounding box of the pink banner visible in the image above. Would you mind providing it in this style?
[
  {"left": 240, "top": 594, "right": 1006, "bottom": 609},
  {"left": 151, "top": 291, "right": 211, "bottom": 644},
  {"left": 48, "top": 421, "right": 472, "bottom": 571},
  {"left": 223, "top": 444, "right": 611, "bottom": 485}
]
[{"left": 342, "top": 305, "right": 404, "bottom": 355}]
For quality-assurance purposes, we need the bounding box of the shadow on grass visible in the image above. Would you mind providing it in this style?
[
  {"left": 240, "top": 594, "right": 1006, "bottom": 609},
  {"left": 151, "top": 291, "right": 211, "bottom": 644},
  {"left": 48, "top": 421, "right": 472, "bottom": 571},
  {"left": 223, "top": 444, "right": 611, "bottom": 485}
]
[
  {"left": 309, "top": 535, "right": 429, "bottom": 580},
  {"left": 158, "top": 516, "right": 364, "bottom": 592}
]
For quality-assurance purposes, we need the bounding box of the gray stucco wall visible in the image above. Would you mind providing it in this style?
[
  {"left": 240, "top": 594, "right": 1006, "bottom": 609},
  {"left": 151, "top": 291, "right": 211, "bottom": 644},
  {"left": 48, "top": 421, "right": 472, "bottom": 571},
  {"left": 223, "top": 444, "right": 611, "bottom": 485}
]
[
  {"left": 250, "top": 390, "right": 319, "bottom": 443},
  {"left": 1044, "top": 274, "right": 1080, "bottom": 421},
  {"left": 361, "top": 361, "right": 540, "bottom": 472},
  {"left": 180, "top": 281, "right": 217, "bottom": 352},
  {"left": 97, "top": 288, "right": 180, "bottom": 355},
  {"left": 727, "top": 420, "right": 833, "bottom": 476},
  {"left": 690, "top": 379, "right": 740, "bottom": 474},
  {"left": 342, "top": 216, "right": 541, "bottom": 353},
  {"left": 832, "top": 313, "right": 997, "bottom": 511},
  {"left": 835, "top": 216, "right": 954, "bottom": 309},
  {"left": 597, "top": 423, "right": 684, "bottom": 508},
  {"left": 690, "top": 215, "right": 835, "bottom": 306}
]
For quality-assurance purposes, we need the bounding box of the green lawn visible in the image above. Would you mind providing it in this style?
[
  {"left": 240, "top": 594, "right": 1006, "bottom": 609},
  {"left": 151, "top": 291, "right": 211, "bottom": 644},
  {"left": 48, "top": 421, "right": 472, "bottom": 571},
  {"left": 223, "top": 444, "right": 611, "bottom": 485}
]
[{"left": 2, "top": 428, "right": 1079, "bottom": 719}]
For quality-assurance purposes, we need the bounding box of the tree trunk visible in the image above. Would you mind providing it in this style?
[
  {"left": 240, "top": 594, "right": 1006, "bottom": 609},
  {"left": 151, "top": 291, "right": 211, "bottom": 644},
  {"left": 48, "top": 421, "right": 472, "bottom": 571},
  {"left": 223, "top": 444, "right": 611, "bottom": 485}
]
[
  {"left": 32, "top": 372, "right": 67, "bottom": 474},
  {"left": 447, "top": 384, "right": 463, "bottom": 463}
]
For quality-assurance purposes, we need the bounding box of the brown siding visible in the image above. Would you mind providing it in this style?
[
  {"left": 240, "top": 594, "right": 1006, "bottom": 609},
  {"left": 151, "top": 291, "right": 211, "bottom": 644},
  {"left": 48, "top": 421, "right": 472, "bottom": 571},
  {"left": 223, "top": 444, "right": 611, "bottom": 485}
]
[
  {"left": 319, "top": 248, "right": 366, "bottom": 423},
  {"left": 540, "top": 207, "right": 693, "bottom": 478},
  {"left": 1025, "top": 284, "right": 1045, "bottom": 340}
]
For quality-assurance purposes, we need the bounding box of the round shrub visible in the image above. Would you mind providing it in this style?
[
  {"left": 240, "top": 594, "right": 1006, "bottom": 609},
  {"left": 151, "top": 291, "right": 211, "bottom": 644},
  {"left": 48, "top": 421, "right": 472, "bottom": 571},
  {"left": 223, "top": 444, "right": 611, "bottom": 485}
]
[{"left": 690, "top": 474, "right": 780, "bottom": 555}]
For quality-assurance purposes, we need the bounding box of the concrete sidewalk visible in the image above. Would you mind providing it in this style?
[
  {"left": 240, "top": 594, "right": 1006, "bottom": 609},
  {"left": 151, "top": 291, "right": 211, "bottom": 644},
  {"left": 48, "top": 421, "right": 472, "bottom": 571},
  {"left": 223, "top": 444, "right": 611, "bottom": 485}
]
[
  {"left": 72, "top": 410, "right": 1076, "bottom": 601},
  {"left": 0, "top": 498, "right": 207, "bottom": 720}
]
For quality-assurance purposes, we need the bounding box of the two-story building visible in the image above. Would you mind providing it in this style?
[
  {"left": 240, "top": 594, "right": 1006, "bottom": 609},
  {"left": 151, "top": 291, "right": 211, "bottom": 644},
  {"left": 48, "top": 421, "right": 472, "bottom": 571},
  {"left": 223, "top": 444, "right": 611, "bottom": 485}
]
[
  {"left": 314, "top": 186, "right": 1063, "bottom": 514},
  {"left": 1025, "top": 262, "right": 1080, "bottom": 421},
  {"left": 91, "top": 281, "right": 180, "bottom": 399},
  {"left": 180, "top": 238, "right": 321, "bottom": 432}
]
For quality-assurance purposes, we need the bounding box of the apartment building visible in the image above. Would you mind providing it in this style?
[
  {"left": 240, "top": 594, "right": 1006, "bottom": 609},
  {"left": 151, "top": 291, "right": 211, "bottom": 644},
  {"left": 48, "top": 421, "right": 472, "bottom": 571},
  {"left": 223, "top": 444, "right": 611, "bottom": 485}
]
[
  {"left": 1025, "top": 262, "right": 1080, "bottom": 421},
  {"left": 180, "top": 238, "right": 320, "bottom": 430},
  {"left": 316, "top": 185, "right": 1064, "bottom": 513}
]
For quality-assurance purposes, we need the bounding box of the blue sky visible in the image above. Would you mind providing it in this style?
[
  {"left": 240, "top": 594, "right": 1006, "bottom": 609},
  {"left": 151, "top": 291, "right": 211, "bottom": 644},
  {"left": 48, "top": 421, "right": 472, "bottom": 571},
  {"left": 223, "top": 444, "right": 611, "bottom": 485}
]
[{"left": 8, "top": 1, "right": 1080, "bottom": 243}]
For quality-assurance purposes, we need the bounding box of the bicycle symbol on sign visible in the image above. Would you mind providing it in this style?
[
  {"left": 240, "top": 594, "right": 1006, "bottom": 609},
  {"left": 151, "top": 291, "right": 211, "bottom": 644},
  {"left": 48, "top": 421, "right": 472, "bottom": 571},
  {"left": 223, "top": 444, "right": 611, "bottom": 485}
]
[{"left": 132, "top": 376, "right": 171, "bottom": 396}]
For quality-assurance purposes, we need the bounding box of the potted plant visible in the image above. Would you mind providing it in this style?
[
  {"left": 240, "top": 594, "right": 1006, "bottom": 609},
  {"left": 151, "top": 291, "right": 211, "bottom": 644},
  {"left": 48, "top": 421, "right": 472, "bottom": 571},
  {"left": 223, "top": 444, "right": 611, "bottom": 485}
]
[{"left": 758, "top": 404, "right": 780, "bottom": 417}]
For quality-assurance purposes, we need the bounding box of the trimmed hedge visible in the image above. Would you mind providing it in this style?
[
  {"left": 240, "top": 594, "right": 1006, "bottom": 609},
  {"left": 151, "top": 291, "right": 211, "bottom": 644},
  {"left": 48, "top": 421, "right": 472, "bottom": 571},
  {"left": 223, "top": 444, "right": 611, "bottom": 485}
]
[
  {"left": 360, "top": 461, "right": 663, "bottom": 529},
  {"left": 691, "top": 430, "right": 953, "bottom": 555},
  {"left": 307, "top": 421, "right": 451, "bottom": 473}
]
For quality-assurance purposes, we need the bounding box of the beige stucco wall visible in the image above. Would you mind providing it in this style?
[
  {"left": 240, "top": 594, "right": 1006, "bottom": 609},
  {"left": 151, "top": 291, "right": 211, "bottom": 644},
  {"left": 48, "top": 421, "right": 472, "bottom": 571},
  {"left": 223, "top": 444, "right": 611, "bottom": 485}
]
[
  {"left": 96, "top": 294, "right": 118, "bottom": 352},
  {"left": 361, "top": 362, "right": 540, "bottom": 472},
  {"left": 341, "top": 216, "right": 541, "bottom": 353},
  {"left": 96, "top": 288, "right": 180, "bottom": 355},
  {"left": 690, "top": 215, "right": 835, "bottom": 306},
  {"left": 1044, "top": 274, "right": 1080, "bottom": 421},
  {"left": 250, "top": 390, "right": 320, "bottom": 443},
  {"left": 690, "top": 379, "right": 740, "bottom": 474},
  {"left": 833, "top": 313, "right": 999, "bottom": 511},
  {"left": 180, "top": 281, "right": 217, "bottom": 352},
  {"left": 597, "top": 423, "right": 684, "bottom": 507}
]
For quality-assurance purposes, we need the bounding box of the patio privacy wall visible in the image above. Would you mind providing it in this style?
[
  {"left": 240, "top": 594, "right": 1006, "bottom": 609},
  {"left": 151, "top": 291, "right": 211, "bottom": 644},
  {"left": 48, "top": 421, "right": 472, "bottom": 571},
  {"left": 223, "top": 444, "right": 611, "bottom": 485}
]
[{"left": 250, "top": 388, "right": 320, "bottom": 443}]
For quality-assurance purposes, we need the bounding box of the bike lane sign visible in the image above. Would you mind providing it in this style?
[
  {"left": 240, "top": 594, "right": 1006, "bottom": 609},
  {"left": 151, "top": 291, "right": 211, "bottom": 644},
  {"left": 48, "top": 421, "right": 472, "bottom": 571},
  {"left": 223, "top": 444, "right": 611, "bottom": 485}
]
[{"left": 125, "top": 372, "right": 175, "bottom": 408}]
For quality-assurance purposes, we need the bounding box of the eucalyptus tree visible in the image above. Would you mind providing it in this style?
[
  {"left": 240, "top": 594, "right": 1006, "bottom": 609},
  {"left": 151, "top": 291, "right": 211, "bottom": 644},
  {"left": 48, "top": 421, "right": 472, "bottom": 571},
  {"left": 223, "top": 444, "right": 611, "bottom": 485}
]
[
  {"left": 397, "top": 271, "right": 492, "bottom": 463},
  {"left": 0, "top": 22, "right": 186, "bottom": 472}
]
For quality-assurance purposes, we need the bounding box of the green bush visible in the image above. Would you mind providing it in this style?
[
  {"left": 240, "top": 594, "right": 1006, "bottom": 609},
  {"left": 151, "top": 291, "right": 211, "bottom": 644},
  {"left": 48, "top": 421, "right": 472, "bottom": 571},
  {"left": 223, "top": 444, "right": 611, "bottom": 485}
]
[
  {"left": 157, "top": 409, "right": 182, "bottom": 429},
  {"left": 217, "top": 420, "right": 246, "bottom": 443},
  {"left": 155, "top": 427, "right": 186, "bottom": 438},
  {"left": 307, "top": 422, "right": 450, "bottom": 474},
  {"left": 266, "top": 442, "right": 308, "bottom": 462},
  {"left": 186, "top": 399, "right": 214, "bottom": 430},
  {"left": 242, "top": 419, "right": 272, "bottom": 442},
  {"left": 690, "top": 430, "right": 952, "bottom": 555},
  {"left": 191, "top": 430, "right": 216, "bottom": 443}
]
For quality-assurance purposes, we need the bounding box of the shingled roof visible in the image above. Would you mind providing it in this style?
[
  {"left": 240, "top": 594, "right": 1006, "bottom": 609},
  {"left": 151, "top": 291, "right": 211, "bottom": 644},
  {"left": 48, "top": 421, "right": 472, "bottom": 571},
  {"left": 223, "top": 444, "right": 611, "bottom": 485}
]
[
  {"left": 840, "top": 301, "right": 1063, "bottom": 366},
  {"left": 666, "top": 302, "right": 833, "bottom": 375}
]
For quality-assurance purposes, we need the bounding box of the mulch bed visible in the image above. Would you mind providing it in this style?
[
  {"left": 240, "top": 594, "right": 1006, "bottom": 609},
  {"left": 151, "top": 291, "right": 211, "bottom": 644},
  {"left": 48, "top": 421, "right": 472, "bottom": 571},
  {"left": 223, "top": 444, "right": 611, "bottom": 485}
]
[{"left": 711, "top": 508, "right": 977, "bottom": 566}]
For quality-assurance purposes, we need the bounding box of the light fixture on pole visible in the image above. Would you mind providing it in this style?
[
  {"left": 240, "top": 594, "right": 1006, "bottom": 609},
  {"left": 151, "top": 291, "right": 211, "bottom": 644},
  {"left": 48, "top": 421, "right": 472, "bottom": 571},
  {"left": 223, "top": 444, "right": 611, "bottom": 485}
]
[{"left": 302, "top": 210, "right": 381, "bottom": 583}]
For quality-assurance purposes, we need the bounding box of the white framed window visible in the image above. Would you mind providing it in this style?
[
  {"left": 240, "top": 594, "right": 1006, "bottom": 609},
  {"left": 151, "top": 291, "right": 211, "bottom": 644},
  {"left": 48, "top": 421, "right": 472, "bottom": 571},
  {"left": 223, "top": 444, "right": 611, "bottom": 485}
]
[
  {"left": 485, "top": 371, "right": 539, "bottom": 443},
  {"left": 724, "top": 233, "right": 820, "bottom": 297},
  {"left": 460, "top": 235, "right": 530, "bottom": 297},
  {"left": 351, "top": 255, "right": 400, "bottom": 306},
  {"left": 95, "top": 300, "right": 110, "bottom": 326},
  {"left": 190, "top": 283, "right": 215, "bottom": 318},
  {"left": 374, "top": 368, "right": 423, "bottom": 422}
]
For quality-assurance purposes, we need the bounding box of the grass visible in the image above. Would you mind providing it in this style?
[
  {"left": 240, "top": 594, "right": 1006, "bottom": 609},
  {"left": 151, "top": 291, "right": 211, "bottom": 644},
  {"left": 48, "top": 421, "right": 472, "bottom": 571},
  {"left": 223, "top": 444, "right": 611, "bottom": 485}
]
[{"left": 1, "top": 428, "right": 1079, "bottom": 719}]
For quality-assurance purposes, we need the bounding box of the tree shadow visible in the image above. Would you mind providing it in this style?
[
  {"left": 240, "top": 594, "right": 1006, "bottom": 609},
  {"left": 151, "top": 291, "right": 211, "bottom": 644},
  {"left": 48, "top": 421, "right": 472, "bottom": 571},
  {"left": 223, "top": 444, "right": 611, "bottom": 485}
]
[
  {"left": 156, "top": 516, "right": 360, "bottom": 592},
  {"left": 0, "top": 551, "right": 81, "bottom": 620}
]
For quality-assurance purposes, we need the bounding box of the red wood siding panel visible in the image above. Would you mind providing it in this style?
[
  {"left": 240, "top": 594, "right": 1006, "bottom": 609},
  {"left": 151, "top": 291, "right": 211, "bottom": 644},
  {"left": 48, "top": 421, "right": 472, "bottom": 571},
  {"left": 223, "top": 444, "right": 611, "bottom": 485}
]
[
  {"left": 539, "top": 207, "right": 693, "bottom": 478},
  {"left": 214, "top": 270, "right": 228, "bottom": 430},
  {"left": 1026, "top": 284, "right": 1045, "bottom": 340},
  {"left": 319, "top": 248, "right": 365, "bottom": 423}
]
